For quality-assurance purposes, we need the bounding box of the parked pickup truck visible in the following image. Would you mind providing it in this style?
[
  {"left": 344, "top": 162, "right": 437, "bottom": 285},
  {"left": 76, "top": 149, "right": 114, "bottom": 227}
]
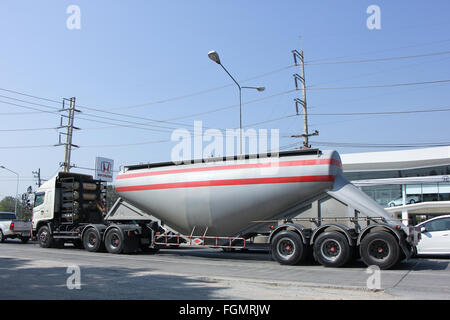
[{"left": 0, "top": 212, "right": 32, "bottom": 243}]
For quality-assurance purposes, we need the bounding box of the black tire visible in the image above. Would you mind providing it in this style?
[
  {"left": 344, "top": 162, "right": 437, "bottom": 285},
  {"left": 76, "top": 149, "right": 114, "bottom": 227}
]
[
  {"left": 360, "top": 231, "right": 401, "bottom": 270},
  {"left": 271, "top": 230, "right": 307, "bottom": 265},
  {"left": 104, "top": 228, "right": 124, "bottom": 254},
  {"left": 83, "top": 228, "right": 103, "bottom": 252},
  {"left": 313, "top": 231, "right": 352, "bottom": 268},
  {"left": 20, "top": 236, "right": 29, "bottom": 244},
  {"left": 37, "top": 226, "right": 53, "bottom": 248},
  {"left": 0, "top": 230, "right": 5, "bottom": 243}
]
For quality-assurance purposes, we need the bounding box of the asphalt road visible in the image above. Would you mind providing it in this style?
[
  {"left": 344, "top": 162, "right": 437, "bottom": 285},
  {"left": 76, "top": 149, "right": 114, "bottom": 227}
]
[{"left": 0, "top": 240, "right": 449, "bottom": 300}]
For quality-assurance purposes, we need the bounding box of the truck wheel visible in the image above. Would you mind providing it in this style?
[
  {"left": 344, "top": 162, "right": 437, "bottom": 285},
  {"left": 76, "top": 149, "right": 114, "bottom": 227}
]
[
  {"left": 271, "top": 230, "right": 307, "bottom": 265},
  {"left": 37, "top": 226, "right": 53, "bottom": 248},
  {"left": 83, "top": 228, "right": 103, "bottom": 252},
  {"left": 0, "top": 230, "right": 5, "bottom": 243},
  {"left": 105, "top": 228, "right": 124, "bottom": 254},
  {"left": 360, "top": 231, "right": 400, "bottom": 270},
  {"left": 313, "top": 231, "right": 352, "bottom": 268}
]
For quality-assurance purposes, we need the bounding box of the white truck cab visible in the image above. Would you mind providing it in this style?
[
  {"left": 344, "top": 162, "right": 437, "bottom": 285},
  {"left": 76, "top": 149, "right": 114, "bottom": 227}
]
[{"left": 32, "top": 177, "right": 56, "bottom": 232}]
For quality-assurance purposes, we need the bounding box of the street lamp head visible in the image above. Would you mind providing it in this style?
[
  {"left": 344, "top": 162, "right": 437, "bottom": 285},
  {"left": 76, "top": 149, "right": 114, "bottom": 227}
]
[
  {"left": 256, "top": 86, "right": 265, "bottom": 92},
  {"left": 208, "top": 50, "right": 221, "bottom": 64}
]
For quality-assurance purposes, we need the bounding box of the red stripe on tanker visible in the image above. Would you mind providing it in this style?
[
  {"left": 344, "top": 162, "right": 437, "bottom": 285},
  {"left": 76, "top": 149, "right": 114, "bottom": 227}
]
[
  {"left": 116, "top": 158, "right": 342, "bottom": 180},
  {"left": 115, "top": 175, "right": 336, "bottom": 192}
]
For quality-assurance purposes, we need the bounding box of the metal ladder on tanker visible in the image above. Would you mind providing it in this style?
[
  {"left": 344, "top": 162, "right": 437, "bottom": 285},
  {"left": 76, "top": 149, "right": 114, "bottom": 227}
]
[{"left": 60, "top": 177, "right": 77, "bottom": 225}]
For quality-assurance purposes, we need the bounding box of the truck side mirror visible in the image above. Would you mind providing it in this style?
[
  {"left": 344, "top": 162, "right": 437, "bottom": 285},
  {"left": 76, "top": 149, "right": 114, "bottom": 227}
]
[{"left": 420, "top": 227, "right": 426, "bottom": 233}]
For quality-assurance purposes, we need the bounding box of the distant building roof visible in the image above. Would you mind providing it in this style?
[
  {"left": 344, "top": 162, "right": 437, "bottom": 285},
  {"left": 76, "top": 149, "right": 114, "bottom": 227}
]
[{"left": 341, "top": 146, "right": 450, "bottom": 172}]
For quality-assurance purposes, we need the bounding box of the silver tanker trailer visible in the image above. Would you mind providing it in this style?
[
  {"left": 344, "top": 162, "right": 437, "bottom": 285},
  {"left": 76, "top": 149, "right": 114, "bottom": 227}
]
[{"left": 32, "top": 149, "right": 421, "bottom": 270}]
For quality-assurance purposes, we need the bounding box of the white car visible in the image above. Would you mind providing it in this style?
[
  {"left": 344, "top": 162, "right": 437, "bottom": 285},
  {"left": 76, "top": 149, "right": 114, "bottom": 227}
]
[
  {"left": 415, "top": 215, "right": 450, "bottom": 255},
  {"left": 0, "top": 212, "right": 32, "bottom": 243},
  {"left": 387, "top": 196, "right": 420, "bottom": 207}
]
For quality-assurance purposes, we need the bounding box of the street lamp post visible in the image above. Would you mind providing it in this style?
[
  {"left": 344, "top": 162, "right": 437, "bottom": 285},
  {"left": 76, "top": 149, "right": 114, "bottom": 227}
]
[
  {"left": 0, "top": 165, "right": 19, "bottom": 216},
  {"left": 208, "top": 50, "right": 265, "bottom": 155}
]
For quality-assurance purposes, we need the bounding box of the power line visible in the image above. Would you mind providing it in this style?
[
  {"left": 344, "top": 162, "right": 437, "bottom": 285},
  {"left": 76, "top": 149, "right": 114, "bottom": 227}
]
[
  {"left": 305, "top": 38, "right": 450, "bottom": 63},
  {"left": 304, "top": 50, "right": 450, "bottom": 66},
  {"left": 308, "top": 53, "right": 450, "bottom": 89},
  {"left": 0, "top": 144, "right": 55, "bottom": 149},
  {"left": 306, "top": 79, "right": 450, "bottom": 91},
  {"left": 0, "top": 86, "right": 298, "bottom": 131},
  {"left": 1, "top": 76, "right": 449, "bottom": 133},
  {"left": 164, "top": 89, "right": 297, "bottom": 121},
  {"left": 302, "top": 105, "right": 450, "bottom": 116},
  {"left": 106, "top": 65, "right": 295, "bottom": 111},
  {"left": 0, "top": 127, "right": 57, "bottom": 132},
  {"left": 0, "top": 99, "right": 60, "bottom": 115},
  {"left": 0, "top": 87, "right": 60, "bottom": 105},
  {"left": 309, "top": 141, "right": 450, "bottom": 149}
]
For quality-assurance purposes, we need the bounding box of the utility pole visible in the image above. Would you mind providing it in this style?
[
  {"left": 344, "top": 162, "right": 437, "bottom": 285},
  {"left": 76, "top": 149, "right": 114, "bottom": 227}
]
[
  {"left": 32, "top": 168, "right": 41, "bottom": 187},
  {"left": 56, "top": 97, "right": 80, "bottom": 172},
  {"left": 291, "top": 49, "right": 318, "bottom": 148}
]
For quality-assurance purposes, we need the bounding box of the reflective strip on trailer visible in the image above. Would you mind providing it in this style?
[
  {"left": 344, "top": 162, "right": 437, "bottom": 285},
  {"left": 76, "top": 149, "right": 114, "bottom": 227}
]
[{"left": 154, "top": 234, "right": 247, "bottom": 249}]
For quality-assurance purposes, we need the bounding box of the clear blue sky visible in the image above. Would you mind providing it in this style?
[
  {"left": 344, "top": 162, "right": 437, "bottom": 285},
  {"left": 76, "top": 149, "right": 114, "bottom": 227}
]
[{"left": 1, "top": 0, "right": 450, "bottom": 197}]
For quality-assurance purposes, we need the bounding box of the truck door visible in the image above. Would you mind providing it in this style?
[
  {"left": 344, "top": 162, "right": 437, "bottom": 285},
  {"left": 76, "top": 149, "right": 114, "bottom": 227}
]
[{"left": 33, "top": 192, "right": 48, "bottom": 221}]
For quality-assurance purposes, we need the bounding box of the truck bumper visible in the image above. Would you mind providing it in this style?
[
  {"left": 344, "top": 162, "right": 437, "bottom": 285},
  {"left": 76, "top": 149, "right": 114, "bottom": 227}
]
[{"left": 407, "top": 225, "right": 421, "bottom": 247}]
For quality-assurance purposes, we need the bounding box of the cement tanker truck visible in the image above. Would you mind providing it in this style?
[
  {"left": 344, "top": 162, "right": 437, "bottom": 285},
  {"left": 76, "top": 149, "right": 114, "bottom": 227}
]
[{"left": 32, "top": 149, "right": 421, "bottom": 270}]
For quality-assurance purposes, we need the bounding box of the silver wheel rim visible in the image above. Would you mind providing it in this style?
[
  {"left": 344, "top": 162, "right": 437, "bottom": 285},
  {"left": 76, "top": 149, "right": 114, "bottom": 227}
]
[
  {"left": 277, "top": 237, "right": 296, "bottom": 259},
  {"left": 368, "top": 239, "right": 390, "bottom": 262},
  {"left": 320, "top": 239, "right": 342, "bottom": 262}
]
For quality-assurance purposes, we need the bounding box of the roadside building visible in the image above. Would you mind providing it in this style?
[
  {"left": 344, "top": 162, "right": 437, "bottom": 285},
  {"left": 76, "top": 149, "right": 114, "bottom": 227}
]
[{"left": 341, "top": 146, "right": 450, "bottom": 226}]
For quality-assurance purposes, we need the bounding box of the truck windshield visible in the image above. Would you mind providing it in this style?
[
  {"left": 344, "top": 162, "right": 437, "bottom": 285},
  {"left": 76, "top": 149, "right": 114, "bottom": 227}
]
[{"left": 0, "top": 213, "right": 16, "bottom": 220}]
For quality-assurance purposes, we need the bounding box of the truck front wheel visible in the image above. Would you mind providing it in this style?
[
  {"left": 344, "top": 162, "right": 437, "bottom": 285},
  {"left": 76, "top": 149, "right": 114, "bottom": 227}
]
[
  {"left": 271, "top": 230, "right": 307, "bottom": 265},
  {"left": 360, "top": 231, "right": 400, "bottom": 270},
  {"left": 37, "top": 226, "right": 53, "bottom": 248}
]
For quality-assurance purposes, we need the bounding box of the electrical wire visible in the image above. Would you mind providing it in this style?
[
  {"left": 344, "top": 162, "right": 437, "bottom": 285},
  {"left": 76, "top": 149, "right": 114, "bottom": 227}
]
[
  {"left": 304, "top": 50, "right": 450, "bottom": 66},
  {"left": 306, "top": 79, "right": 450, "bottom": 91},
  {"left": 309, "top": 141, "right": 450, "bottom": 149}
]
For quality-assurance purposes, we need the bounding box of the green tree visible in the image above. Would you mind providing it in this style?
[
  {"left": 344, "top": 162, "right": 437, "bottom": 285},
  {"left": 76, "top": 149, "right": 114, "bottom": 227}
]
[{"left": 0, "top": 196, "right": 31, "bottom": 221}]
